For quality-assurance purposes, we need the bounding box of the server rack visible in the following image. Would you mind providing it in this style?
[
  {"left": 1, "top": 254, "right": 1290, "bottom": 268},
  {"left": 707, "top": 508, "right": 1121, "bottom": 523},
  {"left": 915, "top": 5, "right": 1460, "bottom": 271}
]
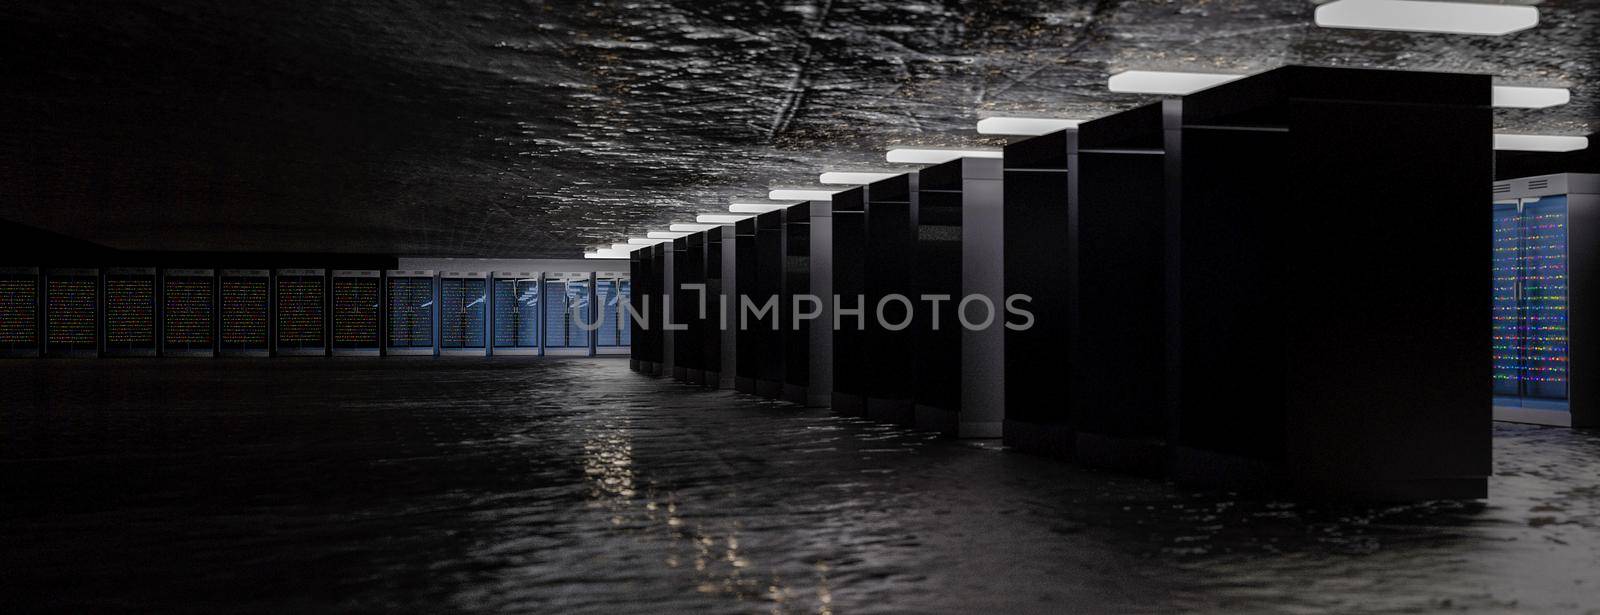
[
  {"left": 1170, "top": 66, "right": 1490, "bottom": 500},
  {"left": 438, "top": 271, "right": 489, "bottom": 357},
  {"left": 331, "top": 270, "right": 382, "bottom": 356},
  {"left": 1071, "top": 102, "right": 1171, "bottom": 475},
  {"left": 102, "top": 267, "right": 157, "bottom": 357},
  {"left": 1491, "top": 173, "right": 1600, "bottom": 428},
  {"left": 781, "top": 203, "right": 812, "bottom": 405},
  {"left": 0, "top": 267, "right": 42, "bottom": 357},
  {"left": 647, "top": 243, "right": 667, "bottom": 375},
  {"left": 805, "top": 201, "right": 834, "bottom": 408},
  {"left": 219, "top": 269, "right": 271, "bottom": 357},
  {"left": 385, "top": 270, "right": 437, "bottom": 356},
  {"left": 913, "top": 161, "right": 969, "bottom": 436},
  {"left": 733, "top": 217, "right": 760, "bottom": 393},
  {"left": 1002, "top": 128, "right": 1077, "bottom": 456},
  {"left": 161, "top": 268, "right": 216, "bottom": 357},
  {"left": 629, "top": 252, "right": 644, "bottom": 371},
  {"left": 542, "top": 271, "right": 593, "bottom": 356},
  {"left": 44, "top": 268, "right": 98, "bottom": 357},
  {"left": 719, "top": 223, "right": 739, "bottom": 389},
  {"left": 831, "top": 187, "right": 869, "bottom": 416},
  {"left": 492, "top": 271, "right": 541, "bottom": 356},
  {"left": 673, "top": 234, "right": 704, "bottom": 381},
  {"left": 274, "top": 268, "right": 327, "bottom": 357},
  {"left": 864, "top": 174, "right": 917, "bottom": 425},
  {"left": 701, "top": 227, "right": 725, "bottom": 386},
  {"left": 754, "top": 209, "right": 786, "bottom": 399},
  {"left": 595, "top": 272, "right": 631, "bottom": 356}
]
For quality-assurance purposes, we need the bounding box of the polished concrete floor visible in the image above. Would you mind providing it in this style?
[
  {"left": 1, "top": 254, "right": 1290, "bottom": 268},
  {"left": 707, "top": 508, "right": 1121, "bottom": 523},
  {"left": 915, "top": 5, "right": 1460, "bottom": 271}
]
[{"left": 2, "top": 359, "right": 1598, "bottom": 613}]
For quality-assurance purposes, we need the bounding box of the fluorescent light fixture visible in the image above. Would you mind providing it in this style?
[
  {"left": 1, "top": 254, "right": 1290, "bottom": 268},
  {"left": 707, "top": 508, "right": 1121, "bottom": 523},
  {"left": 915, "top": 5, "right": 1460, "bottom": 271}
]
[
  {"left": 647, "top": 231, "right": 691, "bottom": 239},
  {"left": 976, "top": 117, "right": 1086, "bottom": 136},
  {"left": 768, "top": 189, "right": 841, "bottom": 201},
  {"left": 819, "top": 171, "right": 899, "bottom": 185},
  {"left": 1315, "top": 0, "right": 1538, "bottom": 36},
  {"left": 609, "top": 243, "right": 633, "bottom": 251},
  {"left": 669, "top": 223, "right": 719, "bottom": 232},
  {"left": 884, "top": 149, "right": 1003, "bottom": 164},
  {"left": 584, "top": 249, "right": 629, "bottom": 260},
  {"left": 627, "top": 237, "right": 664, "bottom": 245},
  {"left": 1493, "top": 134, "right": 1589, "bottom": 153},
  {"left": 729, "top": 203, "right": 790, "bottom": 214},
  {"left": 1492, "top": 86, "right": 1570, "bottom": 109},
  {"left": 696, "top": 214, "right": 750, "bottom": 224},
  {"left": 1107, "top": 70, "right": 1244, "bottom": 95}
]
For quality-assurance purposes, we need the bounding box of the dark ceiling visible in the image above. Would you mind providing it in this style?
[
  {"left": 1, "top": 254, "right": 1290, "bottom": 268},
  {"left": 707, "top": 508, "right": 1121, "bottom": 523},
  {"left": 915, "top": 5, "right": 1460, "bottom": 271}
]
[{"left": 1, "top": 0, "right": 1595, "bottom": 258}]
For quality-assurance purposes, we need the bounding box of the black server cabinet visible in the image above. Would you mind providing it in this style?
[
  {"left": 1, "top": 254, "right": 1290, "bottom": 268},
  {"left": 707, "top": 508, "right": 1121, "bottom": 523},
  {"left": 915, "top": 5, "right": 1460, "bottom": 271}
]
[
  {"left": 864, "top": 174, "right": 917, "bottom": 425},
  {"left": 831, "top": 188, "right": 868, "bottom": 415},
  {"left": 493, "top": 271, "right": 542, "bottom": 357},
  {"left": 630, "top": 252, "right": 644, "bottom": 371},
  {"left": 754, "top": 210, "right": 786, "bottom": 399},
  {"left": 806, "top": 201, "right": 834, "bottom": 408},
  {"left": 781, "top": 203, "right": 812, "bottom": 405},
  {"left": 674, "top": 234, "right": 705, "bottom": 383},
  {"left": 1002, "top": 129, "right": 1076, "bottom": 457},
  {"left": 914, "top": 162, "right": 964, "bottom": 434},
  {"left": 1171, "top": 66, "right": 1491, "bottom": 500},
  {"left": 45, "top": 268, "right": 98, "bottom": 357},
  {"left": 331, "top": 270, "right": 382, "bottom": 356},
  {"left": 912, "top": 158, "right": 1005, "bottom": 437},
  {"left": 702, "top": 227, "right": 725, "bottom": 387},
  {"left": 385, "top": 270, "right": 437, "bottom": 356},
  {"left": 647, "top": 243, "right": 667, "bottom": 376},
  {"left": 275, "top": 269, "right": 327, "bottom": 357},
  {"left": 0, "top": 267, "right": 42, "bottom": 357},
  {"left": 1071, "top": 102, "right": 1171, "bottom": 475},
  {"left": 162, "top": 269, "right": 216, "bottom": 357},
  {"left": 219, "top": 269, "right": 271, "bottom": 357},
  {"left": 103, "top": 267, "right": 157, "bottom": 357},
  {"left": 733, "top": 218, "right": 760, "bottom": 393},
  {"left": 1492, "top": 173, "right": 1600, "bottom": 428}
]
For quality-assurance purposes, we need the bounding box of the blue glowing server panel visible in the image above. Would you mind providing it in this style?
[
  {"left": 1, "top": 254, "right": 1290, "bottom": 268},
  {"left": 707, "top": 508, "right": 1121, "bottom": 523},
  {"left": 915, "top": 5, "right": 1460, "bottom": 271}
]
[
  {"left": 332, "top": 270, "right": 382, "bottom": 356},
  {"left": 220, "top": 270, "right": 271, "bottom": 356},
  {"left": 386, "top": 271, "right": 436, "bottom": 356},
  {"left": 439, "top": 272, "right": 488, "bottom": 356},
  {"left": 543, "top": 272, "right": 591, "bottom": 355},
  {"left": 275, "top": 269, "right": 327, "bottom": 356},
  {"left": 492, "top": 272, "right": 540, "bottom": 355},
  {"left": 595, "top": 274, "right": 631, "bottom": 353},
  {"left": 0, "top": 267, "right": 41, "bottom": 357},
  {"left": 1492, "top": 174, "right": 1600, "bottom": 428}
]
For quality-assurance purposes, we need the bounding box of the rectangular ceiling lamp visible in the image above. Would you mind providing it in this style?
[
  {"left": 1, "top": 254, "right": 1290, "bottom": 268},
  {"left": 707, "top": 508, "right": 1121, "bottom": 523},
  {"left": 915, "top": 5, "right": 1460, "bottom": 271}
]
[
  {"left": 819, "top": 172, "right": 899, "bottom": 185},
  {"left": 669, "top": 223, "right": 719, "bottom": 232},
  {"left": 768, "top": 189, "right": 840, "bottom": 201},
  {"left": 646, "top": 231, "right": 691, "bottom": 239},
  {"left": 1107, "top": 71, "right": 1244, "bottom": 95},
  {"left": 628, "top": 237, "right": 665, "bottom": 245},
  {"left": 884, "top": 149, "right": 1003, "bottom": 164},
  {"left": 976, "top": 117, "right": 1086, "bottom": 136},
  {"left": 1493, "top": 134, "right": 1589, "bottom": 153},
  {"left": 1315, "top": 0, "right": 1538, "bottom": 36},
  {"left": 1491, "top": 85, "right": 1570, "bottom": 109},
  {"left": 584, "top": 249, "right": 629, "bottom": 260},
  {"left": 729, "top": 203, "right": 790, "bottom": 214},
  {"left": 696, "top": 214, "right": 751, "bottom": 223}
]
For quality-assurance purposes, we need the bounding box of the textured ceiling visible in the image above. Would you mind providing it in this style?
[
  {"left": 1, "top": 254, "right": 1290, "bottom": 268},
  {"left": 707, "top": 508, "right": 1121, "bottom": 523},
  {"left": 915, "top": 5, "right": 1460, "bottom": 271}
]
[{"left": 1, "top": 0, "right": 1596, "bottom": 258}]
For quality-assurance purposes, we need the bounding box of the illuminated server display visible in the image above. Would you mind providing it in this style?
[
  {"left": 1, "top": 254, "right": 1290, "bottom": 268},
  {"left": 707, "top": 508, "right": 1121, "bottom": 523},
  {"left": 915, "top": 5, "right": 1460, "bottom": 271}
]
[
  {"left": 332, "top": 270, "right": 382, "bottom": 356},
  {"left": 595, "top": 274, "right": 630, "bottom": 355},
  {"left": 162, "top": 269, "right": 216, "bottom": 357},
  {"left": 492, "top": 271, "right": 540, "bottom": 355},
  {"left": 439, "top": 271, "right": 488, "bottom": 356},
  {"left": 45, "top": 268, "right": 98, "bottom": 357},
  {"left": 1492, "top": 173, "right": 1600, "bottom": 428},
  {"left": 275, "top": 269, "right": 327, "bottom": 356},
  {"left": 103, "top": 267, "right": 157, "bottom": 357},
  {"left": 386, "top": 270, "right": 436, "bottom": 356},
  {"left": 543, "top": 272, "right": 592, "bottom": 356},
  {"left": 219, "top": 270, "right": 271, "bottom": 356},
  {"left": 0, "top": 267, "right": 41, "bottom": 357}
]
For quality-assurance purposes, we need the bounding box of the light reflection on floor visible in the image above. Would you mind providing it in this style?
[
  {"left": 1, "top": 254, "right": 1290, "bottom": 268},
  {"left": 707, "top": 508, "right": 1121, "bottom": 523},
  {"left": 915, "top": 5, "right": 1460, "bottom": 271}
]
[{"left": 1, "top": 359, "right": 1597, "bottom": 613}]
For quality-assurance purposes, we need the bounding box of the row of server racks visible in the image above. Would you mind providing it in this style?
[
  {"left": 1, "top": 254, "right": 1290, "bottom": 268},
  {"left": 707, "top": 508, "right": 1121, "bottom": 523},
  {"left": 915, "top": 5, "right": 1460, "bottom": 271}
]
[
  {"left": 0, "top": 268, "right": 630, "bottom": 358},
  {"left": 630, "top": 65, "right": 1543, "bottom": 501}
]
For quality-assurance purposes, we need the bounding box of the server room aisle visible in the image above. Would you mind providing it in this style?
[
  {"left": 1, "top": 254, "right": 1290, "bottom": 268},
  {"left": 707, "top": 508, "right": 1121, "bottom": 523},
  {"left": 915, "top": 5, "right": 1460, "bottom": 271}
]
[{"left": 2, "top": 360, "right": 1599, "bottom": 613}]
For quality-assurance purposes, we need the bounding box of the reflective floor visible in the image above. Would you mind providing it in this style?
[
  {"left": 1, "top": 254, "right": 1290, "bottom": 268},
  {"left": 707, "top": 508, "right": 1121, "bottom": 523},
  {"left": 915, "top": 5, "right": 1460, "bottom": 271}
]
[{"left": 2, "top": 359, "right": 1598, "bottom": 613}]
